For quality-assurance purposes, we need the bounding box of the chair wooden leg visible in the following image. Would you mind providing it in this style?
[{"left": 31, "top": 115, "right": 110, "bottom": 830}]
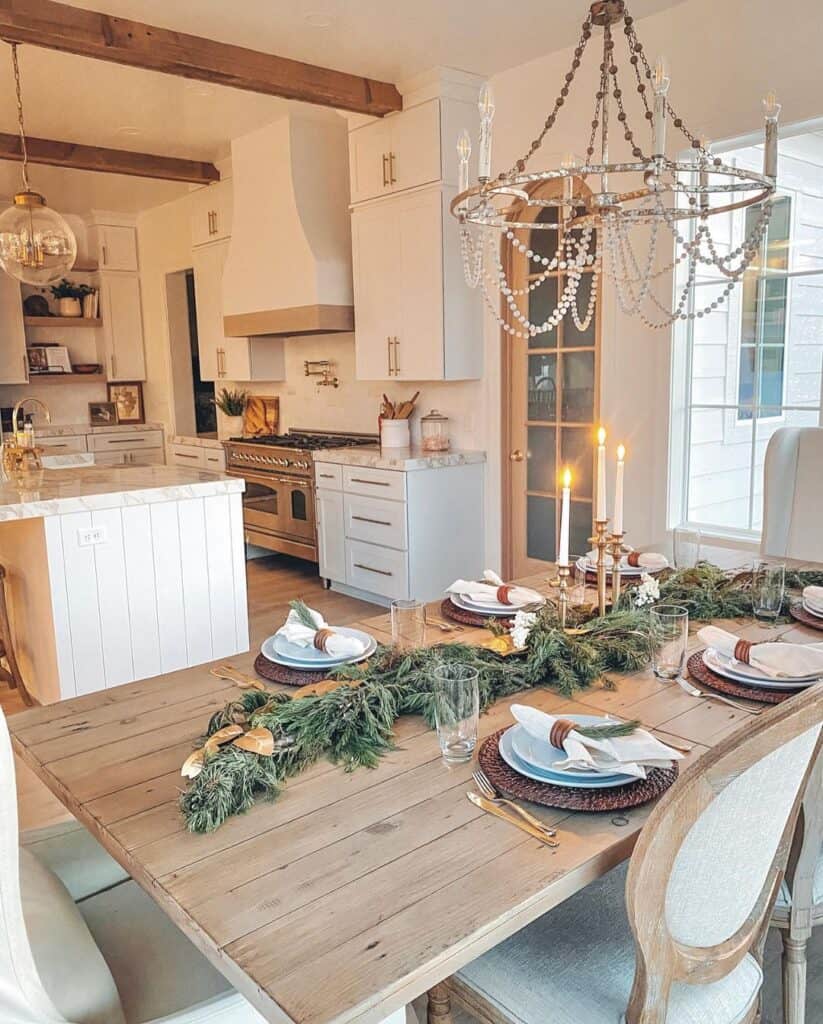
[
  {"left": 782, "top": 934, "right": 808, "bottom": 1024},
  {"left": 0, "top": 564, "right": 32, "bottom": 706},
  {"left": 427, "top": 983, "right": 453, "bottom": 1024}
]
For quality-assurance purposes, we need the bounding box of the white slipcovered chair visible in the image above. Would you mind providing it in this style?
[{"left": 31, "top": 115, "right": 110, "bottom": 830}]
[
  {"left": 0, "top": 707, "right": 269, "bottom": 1024},
  {"left": 770, "top": 747, "right": 823, "bottom": 1024},
  {"left": 761, "top": 426, "right": 823, "bottom": 565},
  {"left": 441, "top": 684, "right": 823, "bottom": 1024}
]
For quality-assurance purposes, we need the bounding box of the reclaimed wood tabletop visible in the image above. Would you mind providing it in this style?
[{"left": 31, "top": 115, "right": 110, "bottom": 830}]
[{"left": 9, "top": 573, "right": 818, "bottom": 1024}]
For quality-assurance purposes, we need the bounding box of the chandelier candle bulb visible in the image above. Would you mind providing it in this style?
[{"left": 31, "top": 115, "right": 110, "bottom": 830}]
[
  {"left": 477, "top": 82, "right": 495, "bottom": 181},
  {"left": 614, "top": 444, "right": 625, "bottom": 535},
  {"left": 652, "top": 56, "right": 670, "bottom": 157},
  {"left": 763, "top": 92, "right": 781, "bottom": 180},
  {"left": 457, "top": 130, "right": 472, "bottom": 196},
  {"left": 558, "top": 468, "right": 571, "bottom": 567},
  {"left": 596, "top": 427, "right": 607, "bottom": 521}
]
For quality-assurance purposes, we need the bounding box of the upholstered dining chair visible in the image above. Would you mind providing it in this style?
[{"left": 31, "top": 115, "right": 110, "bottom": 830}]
[
  {"left": 770, "top": 746, "right": 823, "bottom": 1024},
  {"left": 761, "top": 426, "right": 823, "bottom": 565},
  {"left": 443, "top": 684, "right": 823, "bottom": 1024}
]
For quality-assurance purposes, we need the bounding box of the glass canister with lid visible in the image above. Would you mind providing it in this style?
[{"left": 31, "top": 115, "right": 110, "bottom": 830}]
[{"left": 420, "top": 409, "right": 450, "bottom": 452}]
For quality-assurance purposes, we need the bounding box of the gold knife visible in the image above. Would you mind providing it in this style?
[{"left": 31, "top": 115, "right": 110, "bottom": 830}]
[{"left": 467, "top": 792, "right": 559, "bottom": 847}]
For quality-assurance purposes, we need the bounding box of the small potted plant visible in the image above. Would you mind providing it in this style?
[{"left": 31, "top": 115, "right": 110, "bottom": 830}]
[
  {"left": 213, "top": 387, "right": 248, "bottom": 439},
  {"left": 49, "top": 278, "right": 94, "bottom": 318}
]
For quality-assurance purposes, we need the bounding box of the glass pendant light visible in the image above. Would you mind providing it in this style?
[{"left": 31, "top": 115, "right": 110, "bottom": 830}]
[{"left": 0, "top": 43, "right": 76, "bottom": 284}]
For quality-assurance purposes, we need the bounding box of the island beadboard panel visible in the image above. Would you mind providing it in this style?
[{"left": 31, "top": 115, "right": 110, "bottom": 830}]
[{"left": 0, "top": 492, "right": 249, "bottom": 703}]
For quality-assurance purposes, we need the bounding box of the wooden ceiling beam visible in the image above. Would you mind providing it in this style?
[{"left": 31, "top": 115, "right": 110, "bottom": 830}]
[
  {"left": 0, "top": 132, "right": 220, "bottom": 184},
  {"left": 0, "top": 0, "right": 403, "bottom": 117}
]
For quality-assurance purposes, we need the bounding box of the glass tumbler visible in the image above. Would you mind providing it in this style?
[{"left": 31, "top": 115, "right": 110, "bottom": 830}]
[
  {"left": 673, "top": 526, "right": 702, "bottom": 569},
  {"left": 433, "top": 663, "right": 480, "bottom": 765},
  {"left": 391, "top": 599, "right": 426, "bottom": 649},
  {"left": 751, "top": 560, "right": 786, "bottom": 621},
  {"left": 650, "top": 605, "right": 689, "bottom": 680}
]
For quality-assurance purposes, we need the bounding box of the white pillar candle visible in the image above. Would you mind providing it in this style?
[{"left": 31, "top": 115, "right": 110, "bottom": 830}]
[
  {"left": 614, "top": 444, "right": 626, "bottom": 535},
  {"left": 596, "top": 427, "right": 607, "bottom": 522},
  {"left": 558, "top": 467, "right": 571, "bottom": 567},
  {"left": 478, "top": 82, "right": 495, "bottom": 181},
  {"left": 763, "top": 91, "right": 781, "bottom": 180},
  {"left": 652, "top": 57, "right": 670, "bottom": 157}
]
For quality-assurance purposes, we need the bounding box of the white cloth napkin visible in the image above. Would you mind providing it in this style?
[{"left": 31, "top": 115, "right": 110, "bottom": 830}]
[
  {"left": 446, "top": 570, "right": 543, "bottom": 608},
  {"left": 803, "top": 586, "right": 823, "bottom": 615},
  {"left": 278, "top": 606, "right": 367, "bottom": 659},
  {"left": 698, "top": 625, "right": 823, "bottom": 679},
  {"left": 511, "top": 704, "right": 683, "bottom": 780},
  {"left": 584, "top": 549, "right": 668, "bottom": 571}
]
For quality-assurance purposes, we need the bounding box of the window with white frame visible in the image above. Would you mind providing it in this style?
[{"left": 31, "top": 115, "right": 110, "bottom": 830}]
[{"left": 674, "top": 124, "right": 823, "bottom": 536}]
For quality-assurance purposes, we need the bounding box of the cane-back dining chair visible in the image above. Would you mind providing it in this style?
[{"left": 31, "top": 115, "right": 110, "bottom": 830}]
[
  {"left": 761, "top": 426, "right": 823, "bottom": 565},
  {"left": 445, "top": 684, "right": 823, "bottom": 1024},
  {"left": 770, "top": 746, "right": 823, "bottom": 1024}
]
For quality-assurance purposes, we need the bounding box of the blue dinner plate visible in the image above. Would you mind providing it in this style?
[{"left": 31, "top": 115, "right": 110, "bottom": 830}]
[{"left": 499, "top": 724, "right": 637, "bottom": 789}]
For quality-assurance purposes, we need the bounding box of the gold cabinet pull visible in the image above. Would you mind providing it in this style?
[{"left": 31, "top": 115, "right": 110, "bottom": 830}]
[
  {"left": 352, "top": 514, "right": 392, "bottom": 527},
  {"left": 101, "top": 244, "right": 108, "bottom": 266},
  {"left": 389, "top": 151, "right": 397, "bottom": 184},
  {"left": 350, "top": 477, "right": 391, "bottom": 487},
  {"left": 353, "top": 562, "right": 393, "bottom": 577},
  {"left": 387, "top": 335, "right": 393, "bottom": 376},
  {"left": 392, "top": 336, "right": 400, "bottom": 376},
  {"left": 381, "top": 153, "right": 389, "bottom": 187}
]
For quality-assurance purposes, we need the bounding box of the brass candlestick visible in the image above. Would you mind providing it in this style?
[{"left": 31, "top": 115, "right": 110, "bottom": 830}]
[
  {"left": 588, "top": 519, "right": 610, "bottom": 616},
  {"left": 552, "top": 563, "right": 571, "bottom": 629},
  {"left": 608, "top": 532, "right": 626, "bottom": 608}
]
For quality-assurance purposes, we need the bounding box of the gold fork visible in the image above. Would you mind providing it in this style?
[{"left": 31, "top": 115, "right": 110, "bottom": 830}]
[{"left": 472, "top": 769, "right": 557, "bottom": 837}]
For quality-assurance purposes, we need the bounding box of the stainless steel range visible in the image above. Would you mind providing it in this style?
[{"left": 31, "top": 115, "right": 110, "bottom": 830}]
[{"left": 224, "top": 429, "right": 376, "bottom": 561}]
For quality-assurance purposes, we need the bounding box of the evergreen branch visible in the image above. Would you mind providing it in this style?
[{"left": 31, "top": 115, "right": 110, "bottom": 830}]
[
  {"left": 289, "top": 599, "right": 321, "bottom": 630},
  {"left": 575, "top": 720, "right": 639, "bottom": 740}
]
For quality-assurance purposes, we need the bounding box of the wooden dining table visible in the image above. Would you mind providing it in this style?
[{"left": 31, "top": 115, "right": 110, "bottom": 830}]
[{"left": 9, "top": 573, "right": 819, "bottom": 1024}]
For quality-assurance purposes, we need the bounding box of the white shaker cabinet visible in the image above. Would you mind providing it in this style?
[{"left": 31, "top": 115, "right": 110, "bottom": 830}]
[
  {"left": 190, "top": 180, "right": 233, "bottom": 247},
  {"left": 88, "top": 221, "right": 139, "bottom": 271},
  {"left": 99, "top": 273, "right": 147, "bottom": 381},
  {"left": 349, "top": 100, "right": 441, "bottom": 205},
  {"left": 352, "top": 186, "right": 478, "bottom": 381},
  {"left": 314, "top": 457, "right": 484, "bottom": 604},
  {"left": 192, "top": 239, "right": 285, "bottom": 383},
  {"left": 0, "top": 273, "right": 28, "bottom": 383}
]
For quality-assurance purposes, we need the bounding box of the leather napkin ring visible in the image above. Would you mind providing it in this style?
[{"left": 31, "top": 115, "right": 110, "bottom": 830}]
[
  {"left": 314, "top": 628, "right": 334, "bottom": 652},
  {"left": 627, "top": 552, "right": 642, "bottom": 567},
  {"left": 734, "top": 639, "right": 754, "bottom": 664},
  {"left": 549, "top": 718, "right": 576, "bottom": 750},
  {"left": 496, "top": 585, "right": 514, "bottom": 605}
]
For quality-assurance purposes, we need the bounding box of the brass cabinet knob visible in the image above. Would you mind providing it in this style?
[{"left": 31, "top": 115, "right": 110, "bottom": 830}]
[{"left": 510, "top": 449, "right": 524, "bottom": 462}]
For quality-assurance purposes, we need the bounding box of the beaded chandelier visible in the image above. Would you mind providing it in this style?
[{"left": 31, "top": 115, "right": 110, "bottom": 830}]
[{"left": 451, "top": 0, "right": 779, "bottom": 337}]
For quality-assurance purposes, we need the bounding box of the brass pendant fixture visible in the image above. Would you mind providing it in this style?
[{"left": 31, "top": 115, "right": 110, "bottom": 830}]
[{"left": 0, "top": 42, "right": 76, "bottom": 284}]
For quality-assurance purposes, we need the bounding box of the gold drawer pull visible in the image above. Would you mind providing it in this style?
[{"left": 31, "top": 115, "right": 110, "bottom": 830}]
[
  {"left": 350, "top": 477, "right": 390, "bottom": 487},
  {"left": 177, "top": 453, "right": 199, "bottom": 459},
  {"left": 353, "top": 562, "right": 393, "bottom": 577},
  {"left": 318, "top": 472, "right": 336, "bottom": 479},
  {"left": 352, "top": 514, "right": 392, "bottom": 527}
]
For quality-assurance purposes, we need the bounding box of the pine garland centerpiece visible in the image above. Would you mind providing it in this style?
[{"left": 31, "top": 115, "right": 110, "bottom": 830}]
[{"left": 179, "top": 564, "right": 823, "bottom": 833}]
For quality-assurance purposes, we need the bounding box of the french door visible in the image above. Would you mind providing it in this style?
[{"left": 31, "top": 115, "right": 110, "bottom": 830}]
[{"left": 503, "top": 192, "right": 601, "bottom": 578}]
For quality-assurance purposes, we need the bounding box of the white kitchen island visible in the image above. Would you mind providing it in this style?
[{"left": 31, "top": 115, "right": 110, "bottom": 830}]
[{"left": 0, "top": 463, "right": 248, "bottom": 704}]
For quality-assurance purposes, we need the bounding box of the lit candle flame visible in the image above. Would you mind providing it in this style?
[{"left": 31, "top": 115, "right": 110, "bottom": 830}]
[
  {"left": 562, "top": 467, "right": 571, "bottom": 488},
  {"left": 456, "top": 129, "right": 471, "bottom": 162},
  {"left": 653, "top": 56, "right": 669, "bottom": 91},
  {"left": 617, "top": 444, "right": 626, "bottom": 462},
  {"left": 478, "top": 82, "right": 495, "bottom": 120},
  {"left": 597, "top": 427, "right": 606, "bottom": 446},
  {"left": 763, "top": 91, "right": 781, "bottom": 121}
]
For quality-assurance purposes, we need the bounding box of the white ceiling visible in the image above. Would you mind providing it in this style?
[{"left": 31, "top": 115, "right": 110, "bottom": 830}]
[{"left": 0, "top": 0, "right": 687, "bottom": 213}]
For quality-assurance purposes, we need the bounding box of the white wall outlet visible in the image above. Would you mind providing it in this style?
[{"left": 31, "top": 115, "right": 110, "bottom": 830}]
[{"left": 77, "top": 526, "right": 107, "bottom": 547}]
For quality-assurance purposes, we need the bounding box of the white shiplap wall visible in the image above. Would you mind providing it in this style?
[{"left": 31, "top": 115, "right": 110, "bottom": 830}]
[{"left": 43, "top": 492, "right": 248, "bottom": 699}]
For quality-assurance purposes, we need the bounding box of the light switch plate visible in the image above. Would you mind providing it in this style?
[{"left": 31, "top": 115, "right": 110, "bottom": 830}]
[{"left": 77, "top": 526, "right": 107, "bottom": 547}]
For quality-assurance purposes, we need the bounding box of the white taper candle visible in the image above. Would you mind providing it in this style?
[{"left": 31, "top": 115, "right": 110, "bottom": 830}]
[
  {"left": 558, "top": 467, "right": 571, "bottom": 567},
  {"left": 614, "top": 444, "right": 626, "bottom": 535},
  {"left": 596, "top": 426, "right": 607, "bottom": 521}
]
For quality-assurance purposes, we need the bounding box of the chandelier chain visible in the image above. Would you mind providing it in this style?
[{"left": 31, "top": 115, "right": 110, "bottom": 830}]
[{"left": 8, "top": 43, "right": 29, "bottom": 192}]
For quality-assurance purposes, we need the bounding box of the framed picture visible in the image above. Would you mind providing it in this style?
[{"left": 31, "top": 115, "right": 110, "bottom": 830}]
[
  {"left": 108, "top": 382, "right": 145, "bottom": 425},
  {"left": 89, "top": 401, "right": 118, "bottom": 427}
]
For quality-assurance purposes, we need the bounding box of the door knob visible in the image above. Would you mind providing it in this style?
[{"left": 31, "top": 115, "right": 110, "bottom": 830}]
[{"left": 510, "top": 449, "right": 524, "bottom": 462}]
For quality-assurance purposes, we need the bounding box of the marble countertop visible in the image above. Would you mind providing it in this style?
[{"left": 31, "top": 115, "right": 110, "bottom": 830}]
[
  {"left": 313, "top": 446, "right": 486, "bottom": 471},
  {"left": 0, "top": 463, "right": 243, "bottom": 522},
  {"left": 170, "top": 434, "right": 225, "bottom": 450},
  {"left": 35, "top": 422, "right": 165, "bottom": 438}
]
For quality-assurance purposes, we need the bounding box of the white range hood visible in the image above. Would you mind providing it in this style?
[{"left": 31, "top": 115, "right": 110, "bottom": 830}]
[{"left": 222, "top": 109, "right": 354, "bottom": 337}]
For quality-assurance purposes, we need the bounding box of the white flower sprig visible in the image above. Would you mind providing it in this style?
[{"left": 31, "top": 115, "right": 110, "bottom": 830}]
[
  {"left": 634, "top": 572, "right": 661, "bottom": 608},
  {"left": 510, "top": 609, "right": 538, "bottom": 650}
]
